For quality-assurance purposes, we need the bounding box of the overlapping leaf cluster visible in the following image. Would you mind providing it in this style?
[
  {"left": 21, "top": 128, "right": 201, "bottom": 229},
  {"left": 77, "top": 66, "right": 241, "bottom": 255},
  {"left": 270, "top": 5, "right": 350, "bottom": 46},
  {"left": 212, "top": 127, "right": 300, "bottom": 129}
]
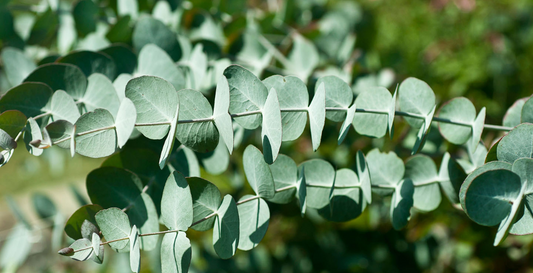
[{"left": 2, "top": 1, "right": 533, "bottom": 272}]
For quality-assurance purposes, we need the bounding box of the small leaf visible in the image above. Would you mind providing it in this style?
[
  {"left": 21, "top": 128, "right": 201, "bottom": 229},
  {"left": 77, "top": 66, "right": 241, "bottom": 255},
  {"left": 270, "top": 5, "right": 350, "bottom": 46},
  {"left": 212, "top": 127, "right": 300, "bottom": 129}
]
[
  {"left": 503, "top": 97, "right": 527, "bottom": 127},
  {"left": 399, "top": 77, "right": 435, "bottom": 128},
  {"left": 91, "top": 233, "right": 103, "bottom": 263},
  {"left": 263, "top": 75, "right": 308, "bottom": 141},
  {"left": 161, "top": 171, "right": 193, "bottom": 231},
  {"left": 213, "top": 195, "right": 239, "bottom": 259},
  {"left": 300, "top": 159, "right": 335, "bottom": 209},
  {"left": 405, "top": 155, "right": 441, "bottom": 212},
  {"left": 437, "top": 97, "right": 476, "bottom": 145},
  {"left": 175, "top": 89, "right": 218, "bottom": 152},
  {"left": 243, "top": 145, "right": 275, "bottom": 198},
  {"left": 497, "top": 123, "right": 533, "bottom": 164},
  {"left": 115, "top": 98, "right": 137, "bottom": 148},
  {"left": 366, "top": 149, "right": 404, "bottom": 195},
  {"left": 136, "top": 44, "right": 185, "bottom": 91},
  {"left": 338, "top": 103, "right": 356, "bottom": 145},
  {"left": 95, "top": 208, "right": 131, "bottom": 252},
  {"left": 439, "top": 152, "right": 467, "bottom": 204},
  {"left": 0, "top": 110, "right": 26, "bottom": 138},
  {"left": 353, "top": 87, "right": 391, "bottom": 138},
  {"left": 213, "top": 75, "right": 234, "bottom": 154},
  {"left": 23, "top": 118, "right": 43, "bottom": 156},
  {"left": 64, "top": 204, "right": 103, "bottom": 240},
  {"left": 81, "top": 73, "right": 121, "bottom": 117},
  {"left": 159, "top": 98, "right": 179, "bottom": 169},
  {"left": 356, "top": 151, "right": 372, "bottom": 204},
  {"left": 390, "top": 179, "right": 414, "bottom": 230},
  {"left": 471, "top": 107, "right": 486, "bottom": 152},
  {"left": 75, "top": 109, "right": 117, "bottom": 158},
  {"left": 189, "top": 177, "right": 222, "bottom": 231},
  {"left": 0, "top": 129, "right": 16, "bottom": 150},
  {"left": 225, "top": 65, "right": 268, "bottom": 129},
  {"left": 161, "top": 232, "right": 191, "bottom": 273},
  {"left": 267, "top": 154, "right": 297, "bottom": 204},
  {"left": 318, "top": 75, "right": 353, "bottom": 122},
  {"left": 388, "top": 85, "right": 398, "bottom": 138},
  {"left": 308, "top": 82, "right": 326, "bottom": 151},
  {"left": 261, "top": 88, "right": 282, "bottom": 164},
  {"left": 297, "top": 168, "right": 307, "bottom": 216},
  {"left": 48, "top": 90, "right": 80, "bottom": 123},
  {"left": 129, "top": 225, "right": 141, "bottom": 273},
  {"left": 318, "top": 169, "right": 366, "bottom": 222},
  {"left": 69, "top": 238, "right": 93, "bottom": 261},
  {"left": 81, "top": 220, "right": 99, "bottom": 240},
  {"left": 237, "top": 196, "right": 270, "bottom": 251},
  {"left": 1, "top": 47, "right": 36, "bottom": 86},
  {"left": 411, "top": 105, "right": 435, "bottom": 155}
]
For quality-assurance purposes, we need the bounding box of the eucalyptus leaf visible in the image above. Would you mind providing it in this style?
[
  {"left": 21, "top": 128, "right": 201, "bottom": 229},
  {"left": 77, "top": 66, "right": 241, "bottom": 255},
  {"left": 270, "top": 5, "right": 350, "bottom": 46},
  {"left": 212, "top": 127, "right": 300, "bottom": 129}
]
[
  {"left": 267, "top": 154, "right": 298, "bottom": 204},
  {"left": 161, "top": 171, "right": 193, "bottom": 231},
  {"left": 161, "top": 232, "right": 191, "bottom": 273},
  {"left": 136, "top": 44, "right": 185, "bottom": 91},
  {"left": 95, "top": 208, "right": 131, "bottom": 252},
  {"left": 133, "top": 16, "right": 181, "bottom": 61},
  {"left": 213, "top": 195, "right": 239, "bottom": 259},
  {"left": 243, "top": 145, "right": 275, "bottom": 198},
  {"left": 115, "top": 98, "right": 137, "bottom": 148},
  {"left": 237, "top": 196, "right": 270, "bottom": 251},
  {"left": 48, "top": 90, "right": 80, "bottom": 123},
  {"left": 300, "top": 159, "right": 335, "bottom": 209},
  {"left": 1, "top": 47, "right": 36, "bottom": 86},
  {"left": 75, "top": 108, "right": 117, "bottom": 158},
  {"left": 353, "top": 87, "right": 391, "bottom": 138},
  {"left": 81, "top": 73, "right": 120, "bottom": 117},
  {"left": 338, "top": 103, "right": 356, "bottom": 144},
  {"left": 497, "top": 123, "right": 533, "bottom": 163},
  {"left": 0, "top": 82, "right": 52, "bottom": 117},
  {"left": 129, "top": 225, "right": 141, "bottom": 273},
  {"left": 308, "top": 82, "right": 326, "bottom": 151},
  {"left": 318, "top": 168, "right": 366, "bottom": 222},
  {"left": 69, "top": 238, "right": 93, "bottom": 261},
  {"left": 189, "top": 177, "right": 222, "bottom": 231},
  {"left": 405, "top": 155, "right": 441, "bottom": 212},
  {"left": 261, "top": 88, "right": 282, "bottom": 164},
  {"left": 176, "top": 89, "right": 218, "bottom": 152},
  {"left": 356, "top": 150, "right": 372, "bottom": 204},
  {"left": 0, "top": 110, "right": 26, "bottom": 138},
  {"left": 263, "top": 75, "right": 308, "bottom": 141},
  {"left": 64, "top": 204, "right": 103, "bottom": 240},
  {"left": 317, "top": 75, "right": 353, "bottom": 122},
  {"left": 125, "top": 76, "right": 178, "bottom": 140},
  {"left": 199, "top": 137, "right": 230, "bottom": 175},
  {"left": 46, "top": 120, "right": 74, "bottom": 149},
  {"left": 58, "top": 50, "right": 116, "bottom": 80},
  {"left": 366, "top": 148, "right": 404, "bottom": 195},
  {"left": 24, "top": 63, "right": 87, "bottom": 100},
  {"left": 284, "top": 35, "right": 319, "bottom": 80},
  {"left": 503, "top": 97, "right": 527, "bottom": 127},
  {"left": 224, "top": 65, "right": 267, "bottom": 129},
  {"left": 399, "top": 77, "right": 435, "bottom": 128},
  {"left": 23, "top": 117, "right": 43, "bottom": 156},
  {"left": 437, "top": 97, "right": 476, "bottom": 145},
  {"left": 213, "top": 75, "right": 233, "bottom": 154},
  {"left": 390, "top": 178, "right": 414, "bottom": 230}
]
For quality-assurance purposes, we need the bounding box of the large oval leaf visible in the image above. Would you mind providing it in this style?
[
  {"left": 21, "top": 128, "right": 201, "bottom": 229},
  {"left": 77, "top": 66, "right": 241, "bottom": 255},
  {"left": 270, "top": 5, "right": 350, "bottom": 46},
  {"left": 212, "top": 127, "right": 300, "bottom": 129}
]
[
  {"left": 0, "top": 82, "right": 52, "bottom": 117},
  {"left": 299, "top": 159, "right": 335, "bottom": 209},
  {"left": 266, "top": 154, "right": 297, "bottom": 204},
  {"left": 95, "top": 208, "right": 131, "bottom": 252},
  {"left": 399, "top": 77, "right": 435, "bottom": 128},
  {"left": 366, "top": 148, "right": 404, "bottom": 195},
  {"left": 405, "top": 155, "right": 441, "bottom": 212},
  {"left": 161, "top": 232, "right": 191, "bottom": 273},
  {"left": 317, "top": 75, "right": 353, "bottom": 122},
  {"left": 497, "top": 123, "right": 533, "bottom": 163},
  {"left": 24, "top": 63, "right": 87, "bottom": 100},
  {"left": 125, "top": 76, "right": 178, "bottom": 140}
]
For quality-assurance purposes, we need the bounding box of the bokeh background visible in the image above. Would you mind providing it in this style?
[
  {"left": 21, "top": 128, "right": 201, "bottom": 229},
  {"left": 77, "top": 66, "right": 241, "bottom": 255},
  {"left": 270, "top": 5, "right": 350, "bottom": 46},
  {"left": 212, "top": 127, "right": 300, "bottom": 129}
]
[{"left": 1, "top": 0, "right": 533, "bottom": 272}]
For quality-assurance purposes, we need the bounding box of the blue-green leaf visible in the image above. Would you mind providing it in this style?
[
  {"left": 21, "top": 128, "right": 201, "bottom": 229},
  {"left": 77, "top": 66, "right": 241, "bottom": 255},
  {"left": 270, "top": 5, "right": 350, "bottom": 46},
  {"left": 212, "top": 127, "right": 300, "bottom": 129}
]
[
  {"left": 189, "top": 177, "right": 221, "bottom": 231},
  {"left": 213, "top": 75, "right": 233, "bottom": 154},
  {"left": 243, "top": 145, "right": 275, "bottom": 198},
  {"left": 161, "top": 171, "right": 193, "bottom": 231},
  {"left": 136, "top": 44, "right": 185, "bottom": 91},
  {"left": 23, "top": 117, "right": 43, "bottom": 156},
  {"left": 129, "top": 225, "right": 140, "bottom": 273},
  {"left": 318, "top": 168, "right": 366, "bottom": 222},
  {"left": 125, "top": 76, "right": 178, "bottom": 140},
  {"left": 263, "top": 75, "right": 308, "bottom": 141},
  {"left": 366, "top": 149, "right": 404, "bottom": 195},
  {"left": 300, "top": 159, "right": 335, "bottom": 209},
  {"left": 1, "top": 47, "right": 36, "bottom": 86},
  {"left": 318, "top": 75, "right": 353, "bottom": 122},
  {"left": 69, "top": 238, "right": 93, "bottom": 261},
  {"left": 497, "top": 123, "right": 533, "bottom": 163},
  {"left": 338, "top": 103, "right": 356, "bottom": 145},
  {"left": 95, "top": 208, "right": 131, "bottom": 252},
  {"left": 308, "top": 82, "right": 326, "bottom": 151},
  {"left": 405, "top": 155, "right": 441, "bottom": 212},
  {"left": 437, "top": 97, "right": 476, "bottom": 145},
  {"left": 356, "top": 151, "right": 372, "bottom": 204},
  {"left": 391, "top": 179, "right": 414, "bottom": 230},
  {"left": 237, "top": 196, "right": 270, "bottom": 251},
  {"left": 161, "top": 232, "right": 191, "bottom": 273},
  {"left": 261, "top": 88, "right": 282, "bottom": 164},
  {"left": 399, "top": 77, "right": 435, "bottom": 128},
  {"left": 176, "top": 89, "right": 218, "bottom": 152},
  {"left": 224, "top": 65, "right": 267, "bottom": 130},
  {"left": 353, "top": 87, "right": 391, "bottom": 138},
  {"left": 48, "top": 90, "right": 80, "bottom": 123},
  {"left": 115, "top": 98, "right": 137, "bottom": 148},
  {"left": 81, "top": 73, "right": 120, "bottom": 117},
  {"left": 213, "top": 195, "right": 239, "bottom": 259},
  {"left": 267, "top": 154, "right": 297, "bottom": 204},
  {"left": 0, "top": 82, "right": 52, "bottom": 117},
  {"left": 75, "top": 109, "right": 117, "bottom": 158}
]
